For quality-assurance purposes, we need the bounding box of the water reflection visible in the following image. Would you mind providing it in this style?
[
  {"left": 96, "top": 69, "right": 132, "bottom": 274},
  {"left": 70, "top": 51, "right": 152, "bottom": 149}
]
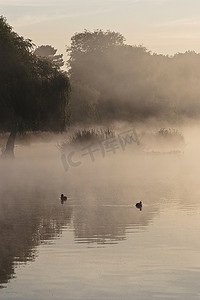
[
  {"left": 0, "top": 148, "right": 184, "bottom": 291},
  {"left": 73, "top": 203, "right": 151, "bottom": 245},
  {"left": 0, "top": 181, "right": 161, "bottom": 288},
  {"left": 0, "top": 187, "right": 73, "bottom": 288}
]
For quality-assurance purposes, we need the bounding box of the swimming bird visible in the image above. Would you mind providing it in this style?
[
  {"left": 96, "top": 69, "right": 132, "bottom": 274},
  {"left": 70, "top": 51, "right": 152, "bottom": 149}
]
[
  {"left": 60, "top": 194, "right": 67, "bottom": 201},
  {"left": 136, "top": 201, "right": 142, "bottom": 210}
]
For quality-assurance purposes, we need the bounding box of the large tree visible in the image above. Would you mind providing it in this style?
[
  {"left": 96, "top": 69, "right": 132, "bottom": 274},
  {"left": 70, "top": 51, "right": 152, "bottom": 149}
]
[
  {"left": 67, "top": 29, "right": 125, "bottom": 79},
  {"left": 67, "top": 30, "right": 161, "bottom": 123},
  {"left": 66, "top": 30, "right": 126, "bottom": 124},
  {"left": 0, "top": 16, "right": 70, "bottom": 158}
]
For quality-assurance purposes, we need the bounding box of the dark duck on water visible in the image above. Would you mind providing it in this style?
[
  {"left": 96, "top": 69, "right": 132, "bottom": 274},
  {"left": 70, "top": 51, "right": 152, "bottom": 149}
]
[
  {"left": 60, "top": 194, "right": 67, "bottom": 201},
  {"left": 136, "top": 201, "right": 142, "bottom": 210}
]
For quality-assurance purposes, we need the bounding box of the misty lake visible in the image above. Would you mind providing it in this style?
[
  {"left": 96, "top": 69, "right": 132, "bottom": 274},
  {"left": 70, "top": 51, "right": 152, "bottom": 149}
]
[{"left": 1, "top": 131, "right": 200, "bottom": 300}]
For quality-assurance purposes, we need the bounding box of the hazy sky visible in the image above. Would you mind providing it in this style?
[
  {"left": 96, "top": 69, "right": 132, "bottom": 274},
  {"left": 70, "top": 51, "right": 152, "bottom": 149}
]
[{"left": 2, "top": 0, "right": 200, "bottom": 63}]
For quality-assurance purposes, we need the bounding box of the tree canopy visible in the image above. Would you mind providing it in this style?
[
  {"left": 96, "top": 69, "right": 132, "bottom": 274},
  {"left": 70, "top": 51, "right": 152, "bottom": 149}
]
[
  {"left": 66, "top": 30, "right": 127, "bottom": 123},
  {"left": 67, "top": 29, "right": 200, "bottom": 124},
  {"left": 0, "top": 16, "right": 70, "bottom": 157},
  {"left": 34, "top": 45, "right": 64, "bottom": 68}
]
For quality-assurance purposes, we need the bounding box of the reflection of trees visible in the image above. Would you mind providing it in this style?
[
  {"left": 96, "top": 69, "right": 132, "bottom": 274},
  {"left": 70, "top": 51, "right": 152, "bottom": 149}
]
[
  {"left": 72, "top": 184, "right": 159, "bottom": 245},
  {"left": 0, "top": 188, "right": 73, "bottom": 287},
  {"left": 70, "top": 158, "right": 180, "bottom": 246},
  {"left": 73, "top": 204, "right": 153, "bottom": 245},
  {"left": 0, "top": 153, "right": 179, "bottom": 287}
]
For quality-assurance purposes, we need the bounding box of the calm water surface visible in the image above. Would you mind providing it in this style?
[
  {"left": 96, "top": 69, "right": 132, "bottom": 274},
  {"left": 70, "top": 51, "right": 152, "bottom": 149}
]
[{"left": 1, "top": 142, "right": 200, "bottom": 299}]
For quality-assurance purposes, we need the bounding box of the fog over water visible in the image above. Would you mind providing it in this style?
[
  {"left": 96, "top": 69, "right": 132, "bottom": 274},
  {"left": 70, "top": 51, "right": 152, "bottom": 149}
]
[
  {"left": 1, "top": 124, "right": 200, "bottom": 299},
  {"left": 2, "top": 8, "right": 200, "bottom": 300}
]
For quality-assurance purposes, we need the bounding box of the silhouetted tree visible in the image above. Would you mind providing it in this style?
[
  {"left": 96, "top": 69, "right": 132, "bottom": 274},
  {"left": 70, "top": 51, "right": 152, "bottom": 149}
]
[
  {"left": 0, "top": 16, "right": 70, "bottom": 158},
  {"left": 67, "top": 29, "right": 125, "bottom": 78},
  {"left": 34, "top": 45, "right": 64, "bottom": 68},
  {"left": 66, "top": 30, "right": 158, "bottom": 123},
  {"left": 66, "top": 30, "right": 126, "bottom": 123}
]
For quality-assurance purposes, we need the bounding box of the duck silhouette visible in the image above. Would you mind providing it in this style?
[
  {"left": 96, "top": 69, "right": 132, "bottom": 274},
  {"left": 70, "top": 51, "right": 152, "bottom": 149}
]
[
  {"left": 136, "top": 201, "right": 142, "bottom": 210},
  {"left": 60, "top": 194, "right": 67, "bottom": 201}
]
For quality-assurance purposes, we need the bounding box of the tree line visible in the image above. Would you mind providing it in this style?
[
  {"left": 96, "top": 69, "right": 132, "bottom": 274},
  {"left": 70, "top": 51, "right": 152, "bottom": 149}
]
[
  {"left": 1, "top": 16, "right": 200, "bottom": 156},
  {"left": 68, "top": 30, "right": 200, "bottom": 124}
]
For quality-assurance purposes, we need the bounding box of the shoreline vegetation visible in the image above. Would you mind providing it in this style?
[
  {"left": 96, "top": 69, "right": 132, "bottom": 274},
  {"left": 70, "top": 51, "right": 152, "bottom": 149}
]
[
  {"left": 0, "top": 126, "right": 185, "bottom": 158},
  {"left": 0, "top": 16, "right": 196, "bottom": 158},
  {"left": 57, "top": 126, "right": 185, "bottom": 157}
]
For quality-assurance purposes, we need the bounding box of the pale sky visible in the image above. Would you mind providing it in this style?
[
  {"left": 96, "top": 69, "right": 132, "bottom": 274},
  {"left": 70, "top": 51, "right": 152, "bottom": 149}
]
[{"left": 1, "top": 0, "right": 200, "bottom": 64}]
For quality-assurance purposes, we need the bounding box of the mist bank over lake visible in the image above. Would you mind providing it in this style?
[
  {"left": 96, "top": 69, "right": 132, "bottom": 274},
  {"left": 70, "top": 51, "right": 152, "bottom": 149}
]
[
  {"left": 1, "top": 124, "right": 200, "bottom": 297},
  {"left": 2, "top": 18, "right": 200, "bottom": 160}
]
